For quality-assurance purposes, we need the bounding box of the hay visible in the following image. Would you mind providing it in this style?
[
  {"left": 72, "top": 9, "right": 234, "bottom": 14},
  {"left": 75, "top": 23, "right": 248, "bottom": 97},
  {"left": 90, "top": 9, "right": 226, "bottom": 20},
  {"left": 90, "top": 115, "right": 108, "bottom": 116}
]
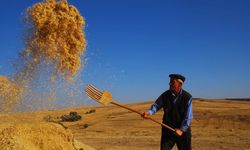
[
  {"left": 0, "top": 0, "right": 87, "bottom": 112},
  {"left": 0, "top": 76, "right": 23, "bottom": 112},
  {"left": 24, "top": 0, "right": 86, "bottom": 79},
  {"left": 0, "top": 123, "right": 94, "bottom": 150}
]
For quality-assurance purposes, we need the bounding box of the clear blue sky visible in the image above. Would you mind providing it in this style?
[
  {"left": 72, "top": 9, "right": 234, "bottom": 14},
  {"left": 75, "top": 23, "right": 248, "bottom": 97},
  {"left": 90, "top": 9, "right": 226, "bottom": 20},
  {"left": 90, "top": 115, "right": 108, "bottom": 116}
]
[{"left": 0, "top": 0, "right": 250, "bottom": 104}]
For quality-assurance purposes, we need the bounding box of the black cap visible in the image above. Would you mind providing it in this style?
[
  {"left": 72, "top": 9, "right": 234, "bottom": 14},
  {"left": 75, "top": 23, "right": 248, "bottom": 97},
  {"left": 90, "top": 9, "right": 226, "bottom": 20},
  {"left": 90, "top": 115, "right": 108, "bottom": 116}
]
[{"left": 169, "top": 74, "right": 186, "bottom": 83}]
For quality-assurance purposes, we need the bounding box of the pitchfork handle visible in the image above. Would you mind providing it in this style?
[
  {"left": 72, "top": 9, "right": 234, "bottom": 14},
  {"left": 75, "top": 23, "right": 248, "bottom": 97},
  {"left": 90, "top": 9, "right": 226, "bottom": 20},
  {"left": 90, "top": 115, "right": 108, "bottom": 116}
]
[{"left": 110, "top": 101, "right": 175, "bottom": 132}]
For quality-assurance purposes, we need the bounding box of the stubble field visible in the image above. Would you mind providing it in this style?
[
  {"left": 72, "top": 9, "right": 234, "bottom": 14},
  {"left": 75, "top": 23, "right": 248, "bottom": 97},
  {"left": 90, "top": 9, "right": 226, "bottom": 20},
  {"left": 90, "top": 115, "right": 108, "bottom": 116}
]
[{"left": 0, "top": 99, "right": 249, "bottom": 150}]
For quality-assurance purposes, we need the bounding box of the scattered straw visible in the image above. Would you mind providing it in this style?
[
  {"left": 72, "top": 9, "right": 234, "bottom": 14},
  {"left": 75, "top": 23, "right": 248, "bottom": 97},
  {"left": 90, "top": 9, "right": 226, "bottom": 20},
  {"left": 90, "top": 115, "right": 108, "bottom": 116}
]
[
  {"left": 24, "top": 0, "right": 87, "bottom": 79},
  {"left": 0, "top": 0, "right": 87, "bottom": 112},
  {"left": 0, "top": 76, "right": 23, "bottom": 112}
]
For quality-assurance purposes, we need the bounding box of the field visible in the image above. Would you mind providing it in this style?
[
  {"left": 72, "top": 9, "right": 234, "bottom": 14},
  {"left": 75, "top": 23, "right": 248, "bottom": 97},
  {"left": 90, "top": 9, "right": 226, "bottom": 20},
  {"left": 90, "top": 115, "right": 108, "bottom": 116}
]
[{"left": 0, "top": 99, "right": 249, "bottom": 150}]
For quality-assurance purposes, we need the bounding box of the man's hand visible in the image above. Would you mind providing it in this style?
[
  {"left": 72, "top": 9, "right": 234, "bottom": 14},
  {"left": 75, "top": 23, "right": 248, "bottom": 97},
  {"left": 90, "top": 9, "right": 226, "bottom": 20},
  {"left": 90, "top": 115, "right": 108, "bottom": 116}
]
[
  {"left": 142, "top": 111, "right": 150, "bottom": 119},
  {"left": 175, "top": 128, "right": 183, "bottom": 136}
]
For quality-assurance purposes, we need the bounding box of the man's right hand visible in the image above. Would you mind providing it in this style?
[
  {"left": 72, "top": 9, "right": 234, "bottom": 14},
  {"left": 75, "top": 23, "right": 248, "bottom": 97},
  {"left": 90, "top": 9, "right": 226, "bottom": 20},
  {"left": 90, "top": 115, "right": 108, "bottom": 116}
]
[{"left": 141, "top": 111, "right": 150, "bottom": 119}]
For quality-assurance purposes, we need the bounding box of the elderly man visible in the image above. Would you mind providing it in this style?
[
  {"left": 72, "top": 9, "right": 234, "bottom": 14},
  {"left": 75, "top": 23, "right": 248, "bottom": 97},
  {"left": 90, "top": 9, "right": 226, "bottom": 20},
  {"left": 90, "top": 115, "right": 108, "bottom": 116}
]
[{"left": 142, "top": 74, "right": 193, "bottom": 150}]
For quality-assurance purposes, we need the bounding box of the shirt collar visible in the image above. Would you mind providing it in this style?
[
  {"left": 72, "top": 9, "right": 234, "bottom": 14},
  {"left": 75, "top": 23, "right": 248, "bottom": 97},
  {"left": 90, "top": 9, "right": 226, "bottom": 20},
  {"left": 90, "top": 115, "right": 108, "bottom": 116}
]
[{"left": 171, "top": 89, "right": 183, "bottom": 97}]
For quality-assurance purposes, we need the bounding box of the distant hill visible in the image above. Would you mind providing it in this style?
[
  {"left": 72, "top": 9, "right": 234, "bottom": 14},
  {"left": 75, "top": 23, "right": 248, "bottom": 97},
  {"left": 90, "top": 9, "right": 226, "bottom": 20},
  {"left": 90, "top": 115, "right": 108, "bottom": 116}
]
[
  {"left": 193, "top": 98, "right": 250, "bottom": 102},
  {"left": 225, "top": 98, "right": 250, "bottom": 101}
]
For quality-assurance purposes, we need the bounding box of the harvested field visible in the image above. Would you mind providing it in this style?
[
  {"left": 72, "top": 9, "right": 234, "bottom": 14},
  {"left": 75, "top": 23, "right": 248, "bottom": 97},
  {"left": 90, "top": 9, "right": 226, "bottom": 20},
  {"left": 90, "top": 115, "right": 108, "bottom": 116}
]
[{"left": 0, "top": 99, "right": 249, "bottom": 150}]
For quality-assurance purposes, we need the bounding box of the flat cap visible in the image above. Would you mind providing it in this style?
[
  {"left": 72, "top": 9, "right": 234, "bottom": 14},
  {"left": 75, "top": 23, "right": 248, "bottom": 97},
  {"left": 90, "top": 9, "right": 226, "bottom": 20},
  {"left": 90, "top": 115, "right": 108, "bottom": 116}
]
[{"left": 169, "top": 74, "right": 186, "bottom": 83}]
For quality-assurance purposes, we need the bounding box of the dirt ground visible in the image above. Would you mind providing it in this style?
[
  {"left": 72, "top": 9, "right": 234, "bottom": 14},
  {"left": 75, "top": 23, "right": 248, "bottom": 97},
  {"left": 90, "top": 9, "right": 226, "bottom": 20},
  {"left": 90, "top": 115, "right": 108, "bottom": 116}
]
[{"left": 0, "top": 99, "right": 249, "bottom": 150}]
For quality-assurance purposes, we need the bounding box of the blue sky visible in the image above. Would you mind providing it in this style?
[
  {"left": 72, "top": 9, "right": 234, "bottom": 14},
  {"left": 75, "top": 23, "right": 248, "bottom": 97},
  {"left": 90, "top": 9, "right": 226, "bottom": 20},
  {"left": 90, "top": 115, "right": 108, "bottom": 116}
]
[{"left": 0, "top": 0, "right": 250, "bottom": 104}]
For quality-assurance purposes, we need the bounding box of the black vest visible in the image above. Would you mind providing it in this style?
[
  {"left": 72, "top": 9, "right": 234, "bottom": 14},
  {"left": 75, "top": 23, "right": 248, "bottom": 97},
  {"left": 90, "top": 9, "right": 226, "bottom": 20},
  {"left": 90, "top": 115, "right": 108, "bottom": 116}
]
[{"left": 161, "top": 89, "right": 192, "bottom": 131}]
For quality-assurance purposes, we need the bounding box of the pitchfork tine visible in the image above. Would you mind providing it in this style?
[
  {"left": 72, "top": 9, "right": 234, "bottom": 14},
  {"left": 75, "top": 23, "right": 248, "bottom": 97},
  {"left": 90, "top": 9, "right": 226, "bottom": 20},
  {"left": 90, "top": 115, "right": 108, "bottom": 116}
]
[
  {"left": 87, "top": 86, "right": 102, "bottom": 98},
  {"left": 85, "top": 88, "right": 94, "bottom": 98},
  {"left": 85, "top": 87, "right": 102, "bottom": 100},
  {"left": 86, "top": 90, "right": 101, "bottom": 100},
  {"left": 86, "top": 84, "right": 103, "bottom": 97},
  {"left": 85, "top": 87, "right": 101, "bottom": 98},
  {"left": 88, "top": 84, "right": 103, "bottom": 95},
  {"left": 85, "top": 90, "right": 95, "bottom": 99}
]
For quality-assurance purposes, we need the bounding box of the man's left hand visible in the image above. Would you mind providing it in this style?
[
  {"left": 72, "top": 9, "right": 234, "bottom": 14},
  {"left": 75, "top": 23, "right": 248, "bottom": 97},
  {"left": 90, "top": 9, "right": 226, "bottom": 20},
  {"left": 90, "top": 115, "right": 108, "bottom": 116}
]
[{"left": 175, "top": 128, "right": 183, "bottom": 136}]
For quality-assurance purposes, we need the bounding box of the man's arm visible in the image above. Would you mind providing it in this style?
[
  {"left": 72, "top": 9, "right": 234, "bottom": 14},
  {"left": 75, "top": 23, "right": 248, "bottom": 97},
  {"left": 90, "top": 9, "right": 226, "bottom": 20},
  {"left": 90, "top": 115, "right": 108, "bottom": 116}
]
[
  {"left": 142, "top": 94, "right": 164, "bottom": 119},
  {"left": 180, "top": 97, "right": 193, "bottom": 132},
  {"left": 148, "top": 94, "right": 164, "bottom": 115}
]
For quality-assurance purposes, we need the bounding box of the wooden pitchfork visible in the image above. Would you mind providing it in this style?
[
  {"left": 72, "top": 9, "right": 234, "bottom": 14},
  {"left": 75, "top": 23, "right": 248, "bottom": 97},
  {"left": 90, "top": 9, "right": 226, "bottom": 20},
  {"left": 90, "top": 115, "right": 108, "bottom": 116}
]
[{"left": 84, "top": 84, "right": 175, "bottom": 131}]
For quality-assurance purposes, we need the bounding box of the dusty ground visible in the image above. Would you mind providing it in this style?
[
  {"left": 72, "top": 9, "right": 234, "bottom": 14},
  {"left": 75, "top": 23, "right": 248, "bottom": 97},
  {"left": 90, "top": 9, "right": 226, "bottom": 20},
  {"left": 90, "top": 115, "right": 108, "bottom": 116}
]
[{"left": 0, "top": 99, "right": 249, "bottom": 150}]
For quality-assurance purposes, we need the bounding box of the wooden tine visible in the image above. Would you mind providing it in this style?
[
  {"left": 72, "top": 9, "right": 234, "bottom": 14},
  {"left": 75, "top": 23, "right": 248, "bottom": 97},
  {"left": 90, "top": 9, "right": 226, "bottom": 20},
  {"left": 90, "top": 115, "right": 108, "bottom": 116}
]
[
  {"left": 88, "top": 85, "right": 103, "bottom": 95},
  {"left": 85, "top": 86, "right": 102, "bottom": 100},
  {"left": 88, "top": 85, "right": 103, "bottom": 97},
  {"left": 85, "top": 88, "right": 101, "bottom": 99},
  {"left": 85, "top": 84, "right": 112, "bottom": 105},
  {"left": 85, "top": 89, "right": 97, "bottom": 100},
  {"left": 86, "top": 84, "right": 102, "bottom": 94}
]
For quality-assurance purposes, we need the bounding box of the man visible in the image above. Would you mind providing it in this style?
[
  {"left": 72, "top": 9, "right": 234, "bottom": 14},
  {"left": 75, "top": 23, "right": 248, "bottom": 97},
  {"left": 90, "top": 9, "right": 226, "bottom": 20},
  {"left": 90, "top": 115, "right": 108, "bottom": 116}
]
[{"left": 142, "top": 74, "right": 193, "bottom": 150}]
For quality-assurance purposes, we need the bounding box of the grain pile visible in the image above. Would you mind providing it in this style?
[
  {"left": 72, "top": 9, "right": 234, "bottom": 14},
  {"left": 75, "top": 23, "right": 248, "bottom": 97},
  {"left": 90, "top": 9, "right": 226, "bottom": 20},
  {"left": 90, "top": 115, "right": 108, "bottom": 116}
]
[{"left": 0, "top": 123, "right": 94, "bottom": 150}]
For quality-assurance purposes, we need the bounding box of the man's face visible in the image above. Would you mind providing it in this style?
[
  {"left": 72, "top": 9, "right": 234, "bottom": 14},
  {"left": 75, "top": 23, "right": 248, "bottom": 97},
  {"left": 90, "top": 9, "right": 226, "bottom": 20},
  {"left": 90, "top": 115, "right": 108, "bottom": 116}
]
[{"left": 169, "top": 78, "right": 182, "bottom": 93}]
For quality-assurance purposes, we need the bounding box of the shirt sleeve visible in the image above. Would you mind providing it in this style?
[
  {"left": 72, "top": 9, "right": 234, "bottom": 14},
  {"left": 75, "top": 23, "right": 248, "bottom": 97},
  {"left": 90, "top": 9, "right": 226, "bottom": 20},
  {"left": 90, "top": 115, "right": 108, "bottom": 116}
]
[
  {"left": 180, "top": 97, "right": 193, "bottom": 132},
  {"left": 148, "top": 94, "right": 164, "bottom": 115}
]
